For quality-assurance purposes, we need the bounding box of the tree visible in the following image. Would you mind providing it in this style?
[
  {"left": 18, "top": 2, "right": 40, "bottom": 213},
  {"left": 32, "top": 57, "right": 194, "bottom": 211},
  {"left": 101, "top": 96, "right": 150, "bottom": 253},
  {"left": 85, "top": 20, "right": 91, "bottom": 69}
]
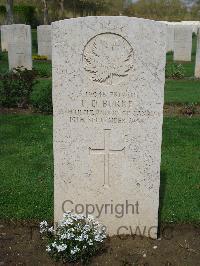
[
  {"left": 190, "top": 0, "right": 200, "bottom": 20},
  {"left": 58, "top": 0, "right": 65, "bottom": 18},
  {"left": 42, "top": 0, "right": 48, "bottom": 24},
  {"left": 124, "top": 0, "right": 188, "bottom": 21},
  {"left": 6, "top": 0, "right": 14, "bottom": 24}
]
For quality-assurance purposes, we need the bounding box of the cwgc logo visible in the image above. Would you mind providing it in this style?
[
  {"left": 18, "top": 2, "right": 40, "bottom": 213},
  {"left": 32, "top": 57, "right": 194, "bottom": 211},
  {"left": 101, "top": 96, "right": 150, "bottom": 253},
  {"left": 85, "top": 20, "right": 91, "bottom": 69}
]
[{"left": 83, "top": 33, "right": 134, "bottom": 85}]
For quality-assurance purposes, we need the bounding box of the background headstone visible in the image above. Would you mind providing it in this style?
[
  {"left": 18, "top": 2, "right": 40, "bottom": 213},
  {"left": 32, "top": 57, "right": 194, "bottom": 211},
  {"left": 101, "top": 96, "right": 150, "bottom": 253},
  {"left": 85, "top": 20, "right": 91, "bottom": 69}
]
[
  {"left": 158, "top": 21, "right": 174, "bottom": 52},
  {"left": 173, "top": 25, "right": 192, "bottom": 61},
  {"left": 0, "top": 25, "right": 12, "bottom": 51},
  {"left": 166, "top": 23, "right": 174, "bottom": 52},
  {"left": 181, "top": 21, "right": 200, "bottom": 34},
  {"left": 195, "top": 28, "right": 200, "bottom": 78},
  {"left": 37, "top": 25, "right": 52, "bottom": 60},
  {"left": 8, "top": 24, "right": 32, "bottom": 70},
  {"left": 53, "top": 17, "right": 166, "bottom": 238}
]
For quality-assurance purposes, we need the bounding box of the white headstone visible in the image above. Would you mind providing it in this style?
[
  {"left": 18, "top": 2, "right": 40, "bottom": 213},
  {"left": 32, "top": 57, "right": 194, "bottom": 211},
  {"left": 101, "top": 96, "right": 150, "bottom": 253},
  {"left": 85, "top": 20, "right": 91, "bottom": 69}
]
[
  {"left": 53, "top": 17, "right": 166, "bottom": 239},
  {"left": 181, "top": 21, "right": 200, "bottom": 34},
  {"left": 8, "top": 24, "right": 32, "bottom": 70},
  {"left": 158, "top": 21, "right": 174, "bottom": 53},
  {"left": 166, "top": 24, "right": 174, "bottom": 52},
  {"left": 37, "top": 25, "right": 52, "bottom": 60},
  {"left": 0, "top": 25, "right": 12, "bottom": 51},
  {"left": 195, "top": 28, "right": 200, "bottom": 78},
  {"left": 174, "top": 25, "right": 192, "bottom": 61}
]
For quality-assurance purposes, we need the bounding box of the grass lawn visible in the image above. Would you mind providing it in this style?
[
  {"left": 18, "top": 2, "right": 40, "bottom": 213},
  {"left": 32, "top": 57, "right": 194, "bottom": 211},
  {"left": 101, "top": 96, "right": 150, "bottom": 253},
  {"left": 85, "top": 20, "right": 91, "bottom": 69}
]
[
  {"left": 0, "top": 115, "right": 199, "bottom": 223},
  {"left": 165, "top": 79, "right": 200, "bottom": 104},
  {"left": 0, "top": 115, "right": 53, "bottom": 220}
]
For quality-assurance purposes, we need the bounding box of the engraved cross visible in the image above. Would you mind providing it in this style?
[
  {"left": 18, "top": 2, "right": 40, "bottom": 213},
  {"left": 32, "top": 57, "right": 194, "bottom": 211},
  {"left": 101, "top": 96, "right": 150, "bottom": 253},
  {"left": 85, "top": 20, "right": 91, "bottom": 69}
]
[{"left": 89, "top": 129, "right": 125, "bottom": 187}]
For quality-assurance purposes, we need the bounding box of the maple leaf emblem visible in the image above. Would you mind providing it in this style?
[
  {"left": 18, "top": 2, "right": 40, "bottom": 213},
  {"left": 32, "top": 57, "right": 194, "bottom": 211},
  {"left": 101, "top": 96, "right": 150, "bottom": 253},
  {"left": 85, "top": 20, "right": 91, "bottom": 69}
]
[{"left": 83, "top": 33, "right": 134, "bottom": 85}]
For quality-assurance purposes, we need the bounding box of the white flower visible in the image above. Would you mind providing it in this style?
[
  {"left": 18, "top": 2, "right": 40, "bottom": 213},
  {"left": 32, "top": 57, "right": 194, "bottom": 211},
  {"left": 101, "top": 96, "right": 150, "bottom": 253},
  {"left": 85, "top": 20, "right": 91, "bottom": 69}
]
[
  {"left": 87, "top": 215, "right": 95, "bottom": 222},
  {"left": 75, "top": 236, "right": 82, "bottom": 241},
  {"left": 88, "top": 240, "right": 93, "bottom": 246},
  {"left": 83, "top": 234, "right": 89, "bottom": 240},
  {"left": 42, "top": 214, "right": 107, "bottom": 258},
  {"left": 60, "top": 232, "right": 75, "bottom": 240},
  {"left": 60, "top": 233, "right": 67, "bottom": 240},
  {"left": 51, "top": 242, "right": 57, "bottom": 248},
  {"left": 83, "top": 224, "right": 91, "bottom": 232},
  {"left": 94, "top": 235, "right": 104, "bottom": 242},
  {"left": 48, "top": 227, "right": 54, "bottom": 233},
  {"left": 70, "top": 246, "right": 80, "bottom": 255},
  {"left": 39, "top": 221, "right": 48, "bottom": 233},
  {"left": 76, "top": 214, "right": 85, "bottom": 220},
  {"left": 40, "top": 228, "right": 47, "bottom": 233},
  {"left": 62, "top": 218, "right": 73, "bottom": 226},
  {"left": 46, "top": 245, "right": 51, "bottom": 252},
  {"left": 63, "top": 211, "right": 72, "bottom": 216},
  {"left": 40, "top": 221, "right": 48, "bottom": 227},
  {"left": 56, "top": 244, "right": 67, "bottom": 252}
]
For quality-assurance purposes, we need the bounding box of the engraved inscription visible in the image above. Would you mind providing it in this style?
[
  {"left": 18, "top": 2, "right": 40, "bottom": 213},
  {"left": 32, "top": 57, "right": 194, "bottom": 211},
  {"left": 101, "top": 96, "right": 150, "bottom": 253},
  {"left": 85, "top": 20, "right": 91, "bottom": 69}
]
[
  {"left": 83, "top": 33, "right": 134, "bottom": 85},
  {"left": 89, "top": 129, "right": 125, "bottom": 187}
]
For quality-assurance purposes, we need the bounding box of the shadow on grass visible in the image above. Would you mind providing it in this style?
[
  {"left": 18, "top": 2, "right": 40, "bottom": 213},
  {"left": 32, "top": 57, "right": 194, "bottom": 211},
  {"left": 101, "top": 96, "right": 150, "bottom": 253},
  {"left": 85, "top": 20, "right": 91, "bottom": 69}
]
[{"left": 158, "top": 170, "right": 167, "bottom": 236}]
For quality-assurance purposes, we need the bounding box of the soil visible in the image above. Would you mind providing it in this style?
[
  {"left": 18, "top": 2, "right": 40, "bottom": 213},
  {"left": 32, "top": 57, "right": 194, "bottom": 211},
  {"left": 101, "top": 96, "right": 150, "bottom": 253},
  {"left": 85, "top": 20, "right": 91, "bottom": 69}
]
[
  {"left": 0, "top": 107, "right": 35, "bottom": 115},
  {"left": 0, "top": 221, "right": 199, "bottom": 266},
  {"left": 164, "top": 104, "right": 200, "bottom": 117}
]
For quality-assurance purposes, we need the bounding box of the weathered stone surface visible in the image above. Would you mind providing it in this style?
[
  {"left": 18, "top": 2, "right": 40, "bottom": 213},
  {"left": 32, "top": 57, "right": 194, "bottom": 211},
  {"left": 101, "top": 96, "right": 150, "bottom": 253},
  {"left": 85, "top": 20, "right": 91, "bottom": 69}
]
[
  {"left": 53, "top": 17, "right": 166, "bottom": 238},
  {"left": 37, "top": 25, "right": 52, "bottom": 59},
  {"left": 181, "top": 21, "right": 200, "bottom": 34},
  {"left": 0, "top": 25, "right": 12, "bottom": 51},
  {"left": 7, "top": 24, "right": 32, "bottom": 70},
  {"left": 166, "top": 24, "right": 174, "bottom": 52},
  {"left": 158, "top": 21, "right": 174, "bottom": 52},
  {"left": 195, "top": 28, "right": 200, "bottom": 78},
  {"left": 173, "top": 25, "right": 192, "bottom": 61}
]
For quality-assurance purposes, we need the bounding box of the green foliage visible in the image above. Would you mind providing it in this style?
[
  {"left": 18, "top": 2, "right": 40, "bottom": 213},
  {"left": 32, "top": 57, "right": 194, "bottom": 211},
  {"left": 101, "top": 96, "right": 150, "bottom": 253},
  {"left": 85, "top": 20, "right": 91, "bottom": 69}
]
[
  {"left": 33, "top": 55, "right": 48, "bottom": 60},
  {"left": 124, "top": 0, "right": 188, "bottom": 20},
  {"left": 190, "top": 1, "right": 200, "bottom": 20},
  {"left": 0, "top": 5, "right": 6, "bottom": 14},
  {"left": 30, "top": 79, "right": 52, "bottom": 114},
  {"left": 63, "top": 0, "right": 108, "bottom": 17},
  {"left": 0, "top": 68, "right": 37, "bottom": 108},
  {"left": 33, "top": 62, "right": 52, "bottom": 78},
  {"left": 14, "top": 5, "right": 38, "bottom": 27},
  {"left": 166, "top": 63, "right": 185, "bottom": 79},
  {"left": 31, "top": 29, "right": 38, "bottom": 54}
]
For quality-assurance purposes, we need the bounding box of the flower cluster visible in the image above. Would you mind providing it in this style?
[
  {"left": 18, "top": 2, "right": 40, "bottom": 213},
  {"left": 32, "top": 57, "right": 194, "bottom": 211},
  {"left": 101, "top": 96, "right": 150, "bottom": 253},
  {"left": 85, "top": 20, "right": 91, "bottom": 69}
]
[
  {"left": 39, "top": 212, "right": 107, "bottom": 264},
  {"left": 32, "top": 55, "right": 48, "bottom": 61}
]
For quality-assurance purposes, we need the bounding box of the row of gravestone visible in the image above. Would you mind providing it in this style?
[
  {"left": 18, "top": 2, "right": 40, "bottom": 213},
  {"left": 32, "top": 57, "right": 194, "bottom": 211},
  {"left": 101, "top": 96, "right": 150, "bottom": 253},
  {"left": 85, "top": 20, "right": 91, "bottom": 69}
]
[
  {"left": 0, "top": 24, "right": 51, "bottom": 70},
  {"left": 0, "top": 17, "right": 199, "bottom": 238},
  {"left": 1, "top": 21, "right": 200, "bottom": 77},
  {"left": 161, "top": 21, "right": 199, "bottom": 58},
  {"left": 163, "top": 21, "right": 200, "bottom": 78}
]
